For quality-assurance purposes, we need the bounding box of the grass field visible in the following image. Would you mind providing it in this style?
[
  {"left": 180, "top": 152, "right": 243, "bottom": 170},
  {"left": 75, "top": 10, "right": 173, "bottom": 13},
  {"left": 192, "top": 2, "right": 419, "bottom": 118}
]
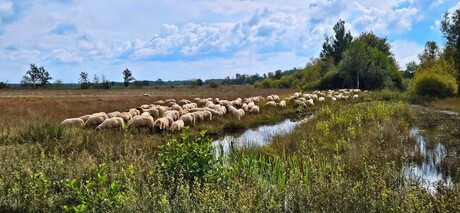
[{"left": 1, "top": 87, "right": 459, "bottom": 212}]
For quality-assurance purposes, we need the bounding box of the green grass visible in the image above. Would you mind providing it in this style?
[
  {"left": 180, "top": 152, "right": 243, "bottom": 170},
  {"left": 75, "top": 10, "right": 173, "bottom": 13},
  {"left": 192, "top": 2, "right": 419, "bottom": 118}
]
[{"left": 1, "top": 88, "right": 460, "bottom": 212}]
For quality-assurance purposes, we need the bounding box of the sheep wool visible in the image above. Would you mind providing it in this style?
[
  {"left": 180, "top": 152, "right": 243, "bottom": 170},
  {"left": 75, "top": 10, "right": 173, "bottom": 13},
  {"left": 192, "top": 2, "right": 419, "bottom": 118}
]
[
  {"left": 61, "top": 118, "right": 85, "bottom": 127},
  {"left": 96, "top": 117, "right": 125, "bottom": 131}
]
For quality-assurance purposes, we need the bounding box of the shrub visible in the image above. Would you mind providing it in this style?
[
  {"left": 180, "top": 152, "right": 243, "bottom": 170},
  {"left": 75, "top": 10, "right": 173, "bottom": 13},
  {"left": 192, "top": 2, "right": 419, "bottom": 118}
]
[
  {"left": 0, "top": 81, "right": 9, "bottom": 89},
  {"left": 209, "top": 80, "right": 221, "bottom": 88},
  {"left": 411, "top": 72, "right": 458, "bottom": 98},
  {"left": 158, "top": 128, "right": 222, "bottom": 199}
]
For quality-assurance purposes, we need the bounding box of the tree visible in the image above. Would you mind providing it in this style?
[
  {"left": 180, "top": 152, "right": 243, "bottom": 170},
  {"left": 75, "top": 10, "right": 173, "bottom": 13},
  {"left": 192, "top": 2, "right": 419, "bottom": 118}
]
[
  {"left": 441, "top": 9, "right": 460, "bottom": 82},
  {"left": 21, "top": 64, "right": 52, "bottom": 87},
  {"left": 92, "top": 74, "right": 100, "bottom": 88},
  {"left": 320, "top": 19, "right": 353, "bottom": 64},
  {"left": 196, "top": 79, "right": 203, "bottom": 86},
  {"left": 338, "top": 32, "right": 402, "bottom": 90},
  {"left": 418, "top": 41, "right": 441, "bottom": 64},
  {"left": 79, "top": 71, "right": 90, "bottom": 89},
  {"left": 122, "top": 68, "right": 135, "bottom": 87}
]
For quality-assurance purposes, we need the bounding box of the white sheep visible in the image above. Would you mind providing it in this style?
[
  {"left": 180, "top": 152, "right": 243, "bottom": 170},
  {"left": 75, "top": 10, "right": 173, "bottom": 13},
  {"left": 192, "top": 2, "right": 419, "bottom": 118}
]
[
  {"left": 228, "top": 106, "right": 243, "bottom": 120},
  {"left": 61, "top": 118, "right": 84, "bottom": 127},
  {"left": 84, "top": 113, "right": 108, "bottom": 127},
  {"left": 180, "top": 113, "right": 195, "bottom": 126},
  {"left": 202, "top": 111, "right": 213, "bottom": 121},
  {"left": 170, "top": 119, "right": 185, "bottom": 132},
  {"left": 242, "top": 103, "right": 249, "bottom": 112},
  {"left": 353, "top": 94, "right": 359, "bottom": 99},
  {"left": 306, "top": 99, "right": 314, "bottom": 106},
  {"left": 267, "top": 95, "right": 274, "bottom": 101},
  {"left": 265, "top": 101, "right": 277, "bottom": 107},
  {"left": 153, "top": 100, "right": 164, "bottom": 105},
  {"left": 318, "top": 97, "right": 325, "bottom": 102},
  {"left": 107, "top": 111, "right": 121, "bottom": 118},
  {"left": 249, "top": 105, "right": 260, "bottom": 114},
  {"left": 273, "top": 95, "right": 280, "bottom": 101},
  {"left": 178, "top": 99, "right": 191, "bottom": 105},
  {"left": 78, "top": 115, "right": 91, "bottom": 123},
  {"left": 96, "top": 117, "right": 125, "bottom": 131},
  {"left": 279, "top": 100, "right": 286, "bottom": 107},
  {"left": 171, "top": 104, "right": 183, "bottom": 111},
  {"left": 154, "top": 117, "right": 174, "bottom": 130},
  {"left": 128, "top": 116, "right": 155, "bottom": 132},
  {"left": 118, "top": 112, "right": 132, "bottom": 123},
  {"left": 192, "top": 111, "right": 205, "bottom": 121},
  {"left": 142, "top": 108, "right": 160, "bottom": 118},
  {"left": 164, "top": 110, "right": 180, "bottom": 120}
]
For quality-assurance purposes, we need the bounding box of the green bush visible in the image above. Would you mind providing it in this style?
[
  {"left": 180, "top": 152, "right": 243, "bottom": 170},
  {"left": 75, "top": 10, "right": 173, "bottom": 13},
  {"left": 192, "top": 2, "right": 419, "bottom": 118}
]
[
  {"left": 158, "top": 128, "right": 222, "bottom": 198},
  {"left": 411, "top": 72, "right": 458, "bottom": 98},
  {"left": 209, "top": 80, "right": 221, "bottom": 88}
]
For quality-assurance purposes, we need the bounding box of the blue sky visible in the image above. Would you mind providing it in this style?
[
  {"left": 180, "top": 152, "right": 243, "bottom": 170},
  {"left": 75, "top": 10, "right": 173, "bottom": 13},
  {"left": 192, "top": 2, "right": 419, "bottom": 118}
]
[{"left": 1, "top": 0, "right": 459, "bottom": 83}]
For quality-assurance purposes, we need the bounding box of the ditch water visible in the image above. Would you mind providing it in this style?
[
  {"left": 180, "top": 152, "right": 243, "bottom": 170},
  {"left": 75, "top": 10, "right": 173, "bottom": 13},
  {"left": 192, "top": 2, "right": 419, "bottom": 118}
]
[
  {"left": 403, "top": 127, "right": 453, "bottom": 192},
  {"left": 212, "top": 114, "right": 314, "bottom": 156}
]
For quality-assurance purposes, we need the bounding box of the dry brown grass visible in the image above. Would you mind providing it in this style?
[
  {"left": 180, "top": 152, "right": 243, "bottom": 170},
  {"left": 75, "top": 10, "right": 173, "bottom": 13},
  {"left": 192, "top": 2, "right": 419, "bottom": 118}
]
[
  {"left": 427, "top": 97, "right": 460, "bottom": 113},
  {"left": 0, "top": 86, "right": 296, "bottom": 131}
]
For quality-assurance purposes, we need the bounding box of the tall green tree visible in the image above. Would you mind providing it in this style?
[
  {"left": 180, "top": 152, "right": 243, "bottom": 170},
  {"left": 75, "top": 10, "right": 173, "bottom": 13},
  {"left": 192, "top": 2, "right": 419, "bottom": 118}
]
[
  {"left": 338, "top": 32, "right": 402, "bottom": 90},
  {"left": 441, "top": 9, "right": 460, "bottom": 82},
  {"left": 21, "top": 64, "right": 52, "bottom": 87},
  {"left": 79, "top": 71, "right": 90, "bottom": 89},
  {"left": 418, "top": 41, "right": 441, "bottom": 64},
  {"left": 320, "top": 19, "right": 353, "bottom": 64},
  {"left": 123, "top": 68, "right": 135, "bottom": 87}
]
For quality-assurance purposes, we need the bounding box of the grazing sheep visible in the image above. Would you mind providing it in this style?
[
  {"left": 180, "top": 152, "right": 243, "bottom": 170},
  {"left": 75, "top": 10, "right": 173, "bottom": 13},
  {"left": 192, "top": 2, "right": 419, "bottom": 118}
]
[
  {"left": 228, "top": 106, "right": 243, "bottom": 120},
  {"left": 265, "top": 101, "right": 277, "bottom": 107},
  {"left": 128, "top": 116, "right": 155, "bottom": 132},
  {"left": 232, "top": 98, "right": 243, "bottom": 107},
  {"left": 294, "top": 100, "right": 307, "bottom": 107},
  {"left": 279, "top": 100, "right": 286, "bottom": 107},
  {"left": 96, "top": 117, "right": 125, "bottom": 131},
  {"left": 331, "top": 97, "right": 337, "bottom": 101},
  {"left": 171, "top": 104, "right": 183, "bottom": 111},
  {"left": 141, "top": 112, "right": 151, "bottom": 117},
  {"left": 318, "top": 97, "right": 325, "bottom": 102},
  {"left": 205, "top": 101, "right": 215, "bottom": 108},
  {"left": 249, "top": 105, "right": 260, "bottom": 114},
  {"left": 143, "top": 94, "right": 150, "bottom": 97},
  {"left": 84, "top": 114, "right": 108, "bottom": 127},
  {"left": 142, "top": 108, "right": 160, "bottom": 118},
  {"left": 189, "top": 108, "right": 206, "bottom": 112},
  {"left": 247, "top": 102, "right": 255, "bottom": 109},
  {"left": 154, "top": 117, "right": 174, "bottom": 130},
  {"left": 353, "top": 94, "right": 359, "bottom": 99},
  {"left": 204, "top": 107, "right": 222, "bottom": 116},
  {"left": 202, "top": 111, "right": 213, "bottom": 121},
  {"left": 192, "top": 111, "right": 205, "bottom": 121},
  {"left": 107, "top": 111, "right": 121, "bottom": 118},
  {"left": 180, "top": 113, "right": 195, "bottom": 126},
  {"left": 267, "top": 95, "right": 274, "bottom": 101},
  {"left": 178, "top": 99, "right": 191, "bottom": 105},
  {"left": 306, "top": 99, "right": 314, "bottom": 106},
  {"left": 242, "top": 103, "right": 249, "bottom": 112},
  {"left": 170, "top": 120, "right": 185, "bottom": 132},
  {"left": 164, "top": 110, "right": 180, "bottom": 120},
  {"left": 182, "top": 103, "right": 197, "bottom": 110},
  {"left": 153, "top": 100, "right": 164, "bottom": 105},
  {"left": 140, "top": 104, "right": 150, "bottom": 109},
  {"left": 118, "top": 112, "right": 132, "bottom": 123},
  {"left": 61, "top": 118, "right": 84, "bottom": 127},
  {"left": 127, "top": 108, "right": 140, "bottom": 117},
  {"left": 79, "top": 115, "right": 91, "bottom": 123},
  {"left": 273, "top": 95, "right": 280, "bottom": 101}
]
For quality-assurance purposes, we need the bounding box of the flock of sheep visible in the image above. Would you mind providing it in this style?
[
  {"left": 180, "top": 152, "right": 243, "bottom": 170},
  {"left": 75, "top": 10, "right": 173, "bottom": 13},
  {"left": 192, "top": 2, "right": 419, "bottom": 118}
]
[{"left": 60, "top": 88, "right": 363, "bottom": 133}]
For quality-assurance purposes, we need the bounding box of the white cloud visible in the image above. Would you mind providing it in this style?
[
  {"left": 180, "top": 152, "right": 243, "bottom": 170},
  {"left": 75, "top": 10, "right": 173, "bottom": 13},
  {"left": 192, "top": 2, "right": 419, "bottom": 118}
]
[
  {"left": 49, "top": 49, "right": 83, "bottom": 64},
  {"left": 391, "top": 40, "right": 423, "bottom": 68}
]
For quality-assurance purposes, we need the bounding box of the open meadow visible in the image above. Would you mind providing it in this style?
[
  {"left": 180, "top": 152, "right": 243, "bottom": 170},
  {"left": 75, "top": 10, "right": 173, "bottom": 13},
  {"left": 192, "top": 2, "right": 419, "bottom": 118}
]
[{"left": 1, "top": 87, "right": 460, "bottom": 212}]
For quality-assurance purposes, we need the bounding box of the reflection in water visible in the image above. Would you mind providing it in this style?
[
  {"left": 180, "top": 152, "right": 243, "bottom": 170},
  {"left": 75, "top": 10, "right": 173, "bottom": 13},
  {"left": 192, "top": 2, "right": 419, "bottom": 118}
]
[
  {"left": 213, "top": 115, "right": 313, "bottom": 156},
  {"left": 403, "top": 128, "right": 453, "bottom": 192}
]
